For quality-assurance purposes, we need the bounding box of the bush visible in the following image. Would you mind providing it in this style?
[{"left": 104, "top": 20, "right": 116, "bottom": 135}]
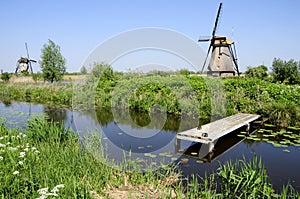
[
  {"left": 89, "top": 62, "right": 114, "bottom": 82},
  {"left": 245, "top": 65, "right": 268, "bottom": 79},
  {"left": 1, "top": 72, "right": 11, "bottom": 82}
]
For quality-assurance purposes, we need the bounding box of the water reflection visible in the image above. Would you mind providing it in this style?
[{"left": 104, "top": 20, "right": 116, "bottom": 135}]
[
  {"left": 43, "top": 105, "right": 67, "bottom": 123},
  {"left": 0, "top": 101, "right": 299, "bottom": 191},
  {"left": 175, "top": 128, "right": 247, "bottom": 163},
  {"left": 2, "top": 100, "right": 12, "bottom": 107}
]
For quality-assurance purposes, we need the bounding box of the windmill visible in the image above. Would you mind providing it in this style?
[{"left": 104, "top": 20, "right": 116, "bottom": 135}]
[
  {"left": 15, "top": 43, "right": 36, "bottom": 75},
  {"left": 199, "top": 3, "right": 240, "bottom": 76}
]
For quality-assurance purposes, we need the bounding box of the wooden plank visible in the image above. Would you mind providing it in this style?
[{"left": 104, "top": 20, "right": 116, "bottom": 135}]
[{"left": 176, "top": 113, "right": 260, "bottom": 144}]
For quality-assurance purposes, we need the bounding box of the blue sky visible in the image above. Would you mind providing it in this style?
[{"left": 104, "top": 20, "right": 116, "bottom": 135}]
[{"left": 1, "top": 0, "right": 300, "bottom": 72}]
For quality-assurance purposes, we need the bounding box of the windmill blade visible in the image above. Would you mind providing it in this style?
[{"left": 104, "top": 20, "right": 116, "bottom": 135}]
[
  {"left": 28, "top": 61, "right": 33, "bottom": 73},
  {"left": 25, "top": 42, "right": 34, "bottom": 73},
  {"left": 25, "top": 42, "right": 30, "bottom": 59},
  {"left": 29, "top": 59, "right": 37, "bottom": 63},
  {"left": 211, "top": 2, "right": 223, "bottom": 38},
  {"left": 200, "top": 44, "right": 212, "bottom": 74},
  {"left": 229, "top": 44, "right": 240, "bottom": 76},
  {"left": 198, "top": 36, "right": 211, "bottom": 42},
  {"left": 198, "top": 38, "right": 211, "bottom": 42}
]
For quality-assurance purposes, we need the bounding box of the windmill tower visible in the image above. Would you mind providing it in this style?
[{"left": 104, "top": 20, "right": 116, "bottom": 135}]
[
  {"left": 199, "top": 3, "right": 240, "bottom": 76},
  {"left": 15, "top": 43, "right": 36, "bottom": 75}
]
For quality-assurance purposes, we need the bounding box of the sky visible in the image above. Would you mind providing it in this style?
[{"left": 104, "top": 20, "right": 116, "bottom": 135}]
[{"left": 1, "top": 0, "right": 300, "bottom": 73}]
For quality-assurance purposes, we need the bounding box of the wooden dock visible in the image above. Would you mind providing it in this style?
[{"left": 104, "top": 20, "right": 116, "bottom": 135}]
[{"left": 176, "top": 113, "right": 260, "bottom": 152}]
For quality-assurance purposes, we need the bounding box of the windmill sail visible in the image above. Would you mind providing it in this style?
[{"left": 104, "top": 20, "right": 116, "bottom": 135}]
[
  {"left": 198, "top": 3, "right": 240, "bottom": 76},
  {"left": 15, "top": 43, "right": 36, "bottom": 74}
]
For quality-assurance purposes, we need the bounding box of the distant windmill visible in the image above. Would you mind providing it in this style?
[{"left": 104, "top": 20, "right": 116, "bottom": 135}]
[
  {"left": 198, "top": 3, "right": 240, "bottom": 76},
  {"left": 15, "top": 43, "right": 36, "bottom": 74}
]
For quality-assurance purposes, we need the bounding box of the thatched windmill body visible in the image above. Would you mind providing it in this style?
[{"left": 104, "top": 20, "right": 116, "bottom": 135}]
[
  {"left": 15, "top": 43, "right": 36, "bottom": 74},
  {"left": 199, "top": 3, "right": 240, "bottom": 76}
]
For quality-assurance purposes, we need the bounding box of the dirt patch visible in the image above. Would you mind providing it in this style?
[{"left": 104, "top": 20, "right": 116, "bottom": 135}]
[{"left": 91, "top": 173, "right": 182, "bottom": 199}]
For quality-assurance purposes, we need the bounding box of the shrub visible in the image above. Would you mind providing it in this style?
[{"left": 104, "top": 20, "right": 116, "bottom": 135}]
[
  {"left": 245, "top": 65, "right": 268, "bottom": 79},
  {"left": 1, "top": 72, "right": 11, "bottom": 82}
]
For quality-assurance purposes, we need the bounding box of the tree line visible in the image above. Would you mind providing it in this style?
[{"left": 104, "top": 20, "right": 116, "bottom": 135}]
[{"left": 245, "top": 58, "right": 300, "bottom": 84}]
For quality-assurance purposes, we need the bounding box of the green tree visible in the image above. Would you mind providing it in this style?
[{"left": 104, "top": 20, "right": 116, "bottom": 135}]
[
  {"left": 89, "top": 62, "right": 114, "bottom": 81},
  {"left": 0, "top": 72, "right": 11, "bottom": 82},
  {"left": 272, "top": 58, "right": 299, "bottom": 84},
  {"left": 80, "top": 66, "right": 87, "bottom": 74},
  {"left": 245, "top": 65, "right": 268, "bottom": 79},
  {"left": 178, "top": 69, "right": 191, "bottom": 76},
  {"left": 39, "top": 39, "right": 66, "bottom": 83}
]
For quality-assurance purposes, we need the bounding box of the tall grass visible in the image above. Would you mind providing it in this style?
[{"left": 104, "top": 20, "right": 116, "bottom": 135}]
[
  {"left": 0, "top": 116, "right": 298, "bottom": 198},
  {"left": 0, "top": 116, "right": 180, "bottom": 198},
  {"left": 1, "top": 75, "right": 299, "bottom": 127}
]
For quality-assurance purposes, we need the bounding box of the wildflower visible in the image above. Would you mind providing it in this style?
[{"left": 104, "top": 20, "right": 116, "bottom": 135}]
[
  {"left": 32, "top": 147, "right": 37, "bottom": 151},
  {"left": 18, "top": 161, "right": 23, "bottom": 165},
  {"left": 20, "top": 152, "right": 25, "bottom": 158},
  {"left": 0, "top": 136, "right": 4, "bottom": 140},
  {"left": 51, "top": 184, "right": 65, "bottom": 194},
  {"left": 34, "top": 150, "right": 40, "bottom": 154},
  {"left": 8, "top": 147, "right": 18, "bottom": 151},
  {"left": 37, "top": 187, "right": 49, "bottom": 195},
  {"left": 0, "top": 143, "right": 5, "bottom": 147},
  {"left": 0, "top": 156, "right": 3, "bottom": 160},
  {"left": 24, "top": 148, "right": 29, "bottom": 152},
  {"left": 6, "top": 142, "right": 10, "bottom": 145},
  {"left": 13, "top": 171, "right": 19, "bottom": 175}
]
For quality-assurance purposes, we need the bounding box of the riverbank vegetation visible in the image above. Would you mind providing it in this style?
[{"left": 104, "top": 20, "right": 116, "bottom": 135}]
[
  {"left": 0, "top": 64, "right": 299, "bottom": 127},
  {"left": 0, "top": 116, "right": 298, "bottom": 198}
]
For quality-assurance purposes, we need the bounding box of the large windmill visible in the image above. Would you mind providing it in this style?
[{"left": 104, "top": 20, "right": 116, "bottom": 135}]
[
  {"left": 199, "top": 3, "right": 240, "bottom": 76},
  {"left": 15, "top": 43, "right": 36, "bottom": 74}
]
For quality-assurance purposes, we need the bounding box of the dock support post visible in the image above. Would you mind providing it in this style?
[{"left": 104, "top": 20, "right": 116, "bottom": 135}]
[
  {"left": 208, "top": 142, "right": 214, "bottom": 153},
  {"left": 245, "top": 122, "right": 250, "bottom": 132},
  {"left": 175, "top": 138, "right": 181, "bottom": 152}
]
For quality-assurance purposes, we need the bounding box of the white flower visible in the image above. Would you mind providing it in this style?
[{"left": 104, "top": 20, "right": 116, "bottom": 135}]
[
  {"left": 0, "top": 136, "right": 4, "bottom": 140},
  {"left": 6, "top": 142, "right": 10, "bottom": 145},
  {"left": 51, "top": 184, "right": 65, "bottom": 194},
  {"left": 18, "top": 161, "right": 23, "bottom": 165},
  {"left": 34, "top": 150, "right": 40, "bottom": 154},
  {"left": 0, "top": 143, "right": 5, "bottom": 147},
  {"left": 13, "top": 171, "right": 19, "bottom": 175},
  {"left": 32, "top": 147, "right": 37, "bottom": 151},
  {"left": 24, "top": 148, "right": 29, "bottom": 152},
  {"left": 37, "top": 187, "right": 49, "bottom": 195},
  {"left": 20, "top": 152, "right": 25, "bottom": 158},
  {"left": 0, "top": 156, "right": 3, "bottom": 160},
  {"left": 8, "top": 147, "right": 17, "bottom": 151},
  {"left": 11, "top": 136, "right": 15, "bottom": 138}
]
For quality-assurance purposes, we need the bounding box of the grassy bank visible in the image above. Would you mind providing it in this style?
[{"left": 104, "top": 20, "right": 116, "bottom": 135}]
[
  {"left": 0, "top": 116, "right": 298, "bottom": 198},
  {"left": 1, "top": 75, "right": 299, "bottom": 127},
  {"left": 0, "top": 82, "right": 72, "bottom": 106}
]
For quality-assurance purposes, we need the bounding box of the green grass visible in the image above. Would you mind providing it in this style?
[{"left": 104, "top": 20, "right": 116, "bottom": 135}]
[
  {"left": 0, "top": 116, "right": 299, "bottom": 198},
  {"left": 1, "top": 75, "right": 299, "bottom": 127}
]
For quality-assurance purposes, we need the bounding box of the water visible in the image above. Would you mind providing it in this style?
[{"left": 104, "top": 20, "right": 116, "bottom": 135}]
[{"left": 0, "top": 100, "right": 299, "bottom": 191}]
